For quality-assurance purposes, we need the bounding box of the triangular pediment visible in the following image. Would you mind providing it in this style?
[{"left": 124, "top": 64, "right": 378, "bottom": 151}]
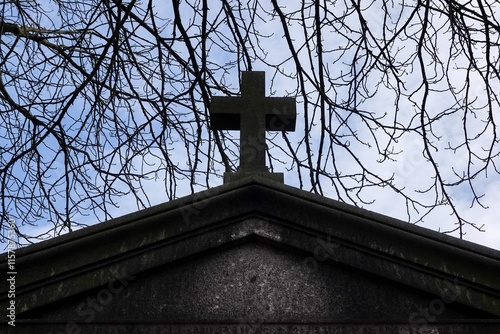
[
  {"left": 2, "top": 176, "right": 500, "bottom": 332},
  {"left": 21, "top": 238, "right": 493, "bottom": 322}
]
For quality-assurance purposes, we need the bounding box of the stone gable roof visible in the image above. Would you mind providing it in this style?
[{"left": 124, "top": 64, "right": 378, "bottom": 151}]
[{"left": 1, "top": 176, "right": 499, "bottom": 332}]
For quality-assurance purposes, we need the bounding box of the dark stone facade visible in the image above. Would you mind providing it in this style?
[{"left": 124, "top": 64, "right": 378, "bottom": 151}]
[{"left": 1, "top": 176, "right": 500, "bottom": 333}]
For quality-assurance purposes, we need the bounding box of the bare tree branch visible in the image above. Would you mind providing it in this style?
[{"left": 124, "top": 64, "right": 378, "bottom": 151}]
[{"left": 1, "top": 0, "right": 499, "bottom": 245}]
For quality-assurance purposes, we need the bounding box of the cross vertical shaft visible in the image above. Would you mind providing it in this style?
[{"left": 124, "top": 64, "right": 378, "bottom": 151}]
[{"left": 239, "top": 72, "right": 266, "bottom": 171}]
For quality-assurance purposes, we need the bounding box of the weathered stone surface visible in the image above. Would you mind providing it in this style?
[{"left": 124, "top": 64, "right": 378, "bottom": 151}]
[
  {"left": 24, "top": 240, "right": 488, "bottom": 323},
  {"left": 1, "top": 176, "right": 499, "bottom": 333},
  {"left": 7, "top": 323, "right": 500, "bottom": 334}
]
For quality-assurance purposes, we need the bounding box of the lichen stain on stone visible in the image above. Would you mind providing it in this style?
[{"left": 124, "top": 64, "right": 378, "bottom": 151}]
[{"left": 254, "top": 228, "right": 282, "bottom": 242}]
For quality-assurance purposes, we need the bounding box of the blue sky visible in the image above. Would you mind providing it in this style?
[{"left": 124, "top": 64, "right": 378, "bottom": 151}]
[{"left": 1, "top": 0, "right": 499, "bottom": 251}]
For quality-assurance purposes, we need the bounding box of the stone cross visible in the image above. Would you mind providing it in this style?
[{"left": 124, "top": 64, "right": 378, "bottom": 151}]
[{"left": 210, "top": 71, "right": 296, "bottom": 183}]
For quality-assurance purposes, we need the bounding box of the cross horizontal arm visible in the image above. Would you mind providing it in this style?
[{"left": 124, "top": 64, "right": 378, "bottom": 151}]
[{"left": 211, "top": 96, "right": 296, "bottom": 131}]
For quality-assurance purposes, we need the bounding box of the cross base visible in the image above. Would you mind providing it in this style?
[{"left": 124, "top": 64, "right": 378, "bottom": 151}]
[{"left": 224, "top": 171, "right": 284, "bottom": 184}]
